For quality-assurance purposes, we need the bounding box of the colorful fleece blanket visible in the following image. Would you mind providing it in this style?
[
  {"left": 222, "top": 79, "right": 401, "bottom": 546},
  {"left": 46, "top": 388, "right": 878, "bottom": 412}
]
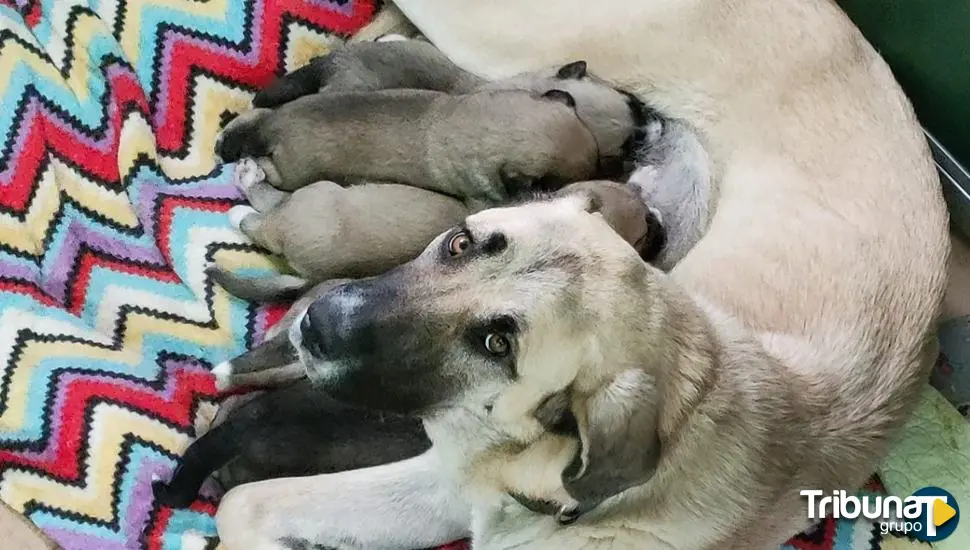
[{"left": 0, "top": 1, "right": 929, "bottom": 549}]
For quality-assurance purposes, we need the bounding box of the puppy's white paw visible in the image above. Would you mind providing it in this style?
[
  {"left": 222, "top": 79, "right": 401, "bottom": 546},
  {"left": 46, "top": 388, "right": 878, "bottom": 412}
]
[
  {"left": 234, "top": 157, "right": 266, "bottom": 193},
  {"left": 211, "top": 361, "right": 234, "bottom": 392},
  {"left": 649, "top": 207, "right": 664, "bottom": 226},
  {"left": 227, "top": 205, "right": 257, "bottom": 231},
  {"left": 377, "top": 33, "right": 410, "bottom": 42}
]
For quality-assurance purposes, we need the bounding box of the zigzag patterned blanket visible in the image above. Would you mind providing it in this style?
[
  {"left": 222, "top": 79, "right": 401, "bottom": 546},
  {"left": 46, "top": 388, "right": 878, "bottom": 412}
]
[{"left": 0, "top": 1, "right": 925, "bottom": 549}]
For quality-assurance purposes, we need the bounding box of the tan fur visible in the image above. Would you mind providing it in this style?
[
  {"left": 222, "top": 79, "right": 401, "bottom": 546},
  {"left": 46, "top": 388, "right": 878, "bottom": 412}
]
[
  {"left": 215, "top": 2, "right": 950, "bottom": 549},
  {"left": 244, "top": 181, "right": 467, "bottom": 280}
]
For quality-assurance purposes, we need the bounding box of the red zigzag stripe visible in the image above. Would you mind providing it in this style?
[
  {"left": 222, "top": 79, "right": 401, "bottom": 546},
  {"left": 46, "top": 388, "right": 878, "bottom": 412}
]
[
  {"left": 145, "top": 0, "right": 376, "bottom": 151},
  {"left": 0, "top": 366, "right": 217, "bottom": 481},
  {"left": 1, "top": 65, "right": 146, "bottom": 212}
]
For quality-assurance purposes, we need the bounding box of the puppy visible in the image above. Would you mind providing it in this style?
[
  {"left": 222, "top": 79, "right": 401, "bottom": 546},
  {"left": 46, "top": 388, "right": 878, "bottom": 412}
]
[
  {"left": 252, "top": 38, "right": 485, "bottom": 105},
  {"left": 252, "top": 44, "right": 648, "bottom": 174},
  {"left": 152, "top": 379, "right": 429, "bottom": 509},
  {"left": 216, "top": 88, "right": 604, "bottom": 205},
  {"left": 227, "top": 158, "right": 467, "bottom": 285},
  {"left": 627, "top": 117, "right": 712, "bottom": 270},
  {"left": 212, "top": 180, "right": 665, "bottom": 305}
]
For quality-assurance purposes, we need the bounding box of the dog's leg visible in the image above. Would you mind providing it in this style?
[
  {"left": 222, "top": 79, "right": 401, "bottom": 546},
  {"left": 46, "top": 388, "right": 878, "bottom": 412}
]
[
  {"left": 212, "top": 331, "right": 300, "bottom": 391},
  {"left": 215, "top": 108, "right": 272, "bottom": 163},
  {"left": 206, "top": 265, "right": 312, "bottom": 303},
  {"left": 226, "top": 206, "right": 283, "bottom": 257},
  {"left": 216, "top": 449, "right": 470, "bottom": 550},
  {"left": 235, "top": 158, "right": 289, "bottom": 212}
]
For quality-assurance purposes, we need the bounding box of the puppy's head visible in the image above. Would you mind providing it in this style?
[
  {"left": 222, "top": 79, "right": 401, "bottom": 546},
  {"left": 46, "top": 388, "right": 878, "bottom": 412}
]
[
  {"left": 554, "top": 180, "right": 665, "bottom": 263},
  {"left": 492, "top": 61, "right": 653, "bottom": 177},
  {"left": 294, "top": 193, "right": 664, "bottom": 507}
]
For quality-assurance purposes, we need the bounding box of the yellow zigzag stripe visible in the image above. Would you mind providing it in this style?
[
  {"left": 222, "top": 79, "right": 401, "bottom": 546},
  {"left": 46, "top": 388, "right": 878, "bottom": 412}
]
[
  {"left": 283, "top": 21, "right": 336, "bottom": 73},
  {"left": 0, "top": 403, "right": 191, "bottom": 518},
  {"left": 64, "top": 12, "right": 117, "bottom": 103},
  {"left": 152, "top": 77, "right": 252, "bottom": 179},
  {"left": 0, "top": 39, "right": 66, "bottom": 102},
  {"left": 54, "top": 156, "right": 140, "bottom": 229},
  {"left": 0, "top": 262, "right": 239, "bottom": 432},
  {"left": 118, "top": 0, "right": 232, "bottom": 65},
  {"left": 0, "top": 165, "right": 58, "bottom": 255},
  {"left": 0, "top": 127, "right": 144, "bottom": 254}
]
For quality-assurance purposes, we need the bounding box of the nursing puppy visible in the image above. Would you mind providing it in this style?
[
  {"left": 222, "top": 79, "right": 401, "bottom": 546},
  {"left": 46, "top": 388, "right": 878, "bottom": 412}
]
[
  {"left": 213, "top": 2, "right": 949, "bottom": 550},
  {"left": 252, "top": 43, "right": 647, "bottom": 174},
  {"left": 212, "top": 179, "right": 665, "bottom": 306},
  {"left": 152, "top": 379, "right": 430, "bottom": 509},
  {"left": 227, "top": 158, "right": 467, "bottom": 287},
  {"left": 216, "top": 88, "right": 605, "bottom": 205},
  {"left": 252, "top": 38, "right": 485, "bottom": 104}
]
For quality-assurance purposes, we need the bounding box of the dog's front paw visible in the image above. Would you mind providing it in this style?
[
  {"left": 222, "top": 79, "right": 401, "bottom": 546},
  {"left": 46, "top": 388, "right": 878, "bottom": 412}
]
[
  {"left": 227, "top": 205, "right": 258, "bottom": 232},
  {"left": 376, "top": 33, "right": 410, "bottom": 43},
  {"left": 152, "top": 475, "right": 196, "bottom": 509},
  {"left": 211, "top": 361, "right": 235, "bottom": 392},
  {"left": 234, "top": 158, "right": 267, "bottom": 193},
  {"left": 215, "top": 109, "right": 271, "bottom": 163}
]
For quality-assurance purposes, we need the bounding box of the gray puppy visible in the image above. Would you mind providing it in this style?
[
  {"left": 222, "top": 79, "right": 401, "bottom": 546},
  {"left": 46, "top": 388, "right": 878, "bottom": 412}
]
[
  {"left": 253, "top": 39, "right": 484, "bottom": 103},
  {"left": 216, "top": 87, "right": 604, "bottom": 205},
  {"left": 253, "top": 41, "right": 647, "bottom": 173}
]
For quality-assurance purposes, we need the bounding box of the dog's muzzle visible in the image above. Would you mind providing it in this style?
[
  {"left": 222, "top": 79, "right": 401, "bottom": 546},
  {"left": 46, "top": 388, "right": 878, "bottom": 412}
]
[
  {"left": 301, "top": 281, "right": 377, "bottom": 360},
  {"left": 298, "top": 272, "right": 409, "bottom": 364}
]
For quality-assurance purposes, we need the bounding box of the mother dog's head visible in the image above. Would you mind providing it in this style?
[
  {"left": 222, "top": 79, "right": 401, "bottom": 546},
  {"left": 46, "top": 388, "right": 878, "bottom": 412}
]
[{"left": 293, "top": 191, "right": 666, "bottom": 505}]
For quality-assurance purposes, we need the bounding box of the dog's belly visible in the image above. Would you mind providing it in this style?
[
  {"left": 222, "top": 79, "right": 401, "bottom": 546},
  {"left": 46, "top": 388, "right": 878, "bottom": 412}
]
[{"left": 474, "top": 497, "right": 702, "bottom": 550}]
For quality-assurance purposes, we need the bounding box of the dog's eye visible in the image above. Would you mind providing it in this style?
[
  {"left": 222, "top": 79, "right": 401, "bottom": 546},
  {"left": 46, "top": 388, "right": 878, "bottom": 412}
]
[
  {"left": 448, "top": 231, "right": 472, "bottom": 256},
  {"left": 484, "top": 333, "right": 511, "bottom": 356}
]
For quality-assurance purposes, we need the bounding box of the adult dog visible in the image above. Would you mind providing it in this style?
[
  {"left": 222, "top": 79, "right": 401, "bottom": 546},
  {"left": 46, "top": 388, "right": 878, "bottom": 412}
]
[{"left": 214, "top": 1, "right": 949, "bottom": 549}]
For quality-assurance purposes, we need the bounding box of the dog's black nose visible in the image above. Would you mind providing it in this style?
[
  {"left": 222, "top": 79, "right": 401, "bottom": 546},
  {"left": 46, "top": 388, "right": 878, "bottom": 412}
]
[{"left": 300, "top": 278, "right": 401, "bottom": 360}]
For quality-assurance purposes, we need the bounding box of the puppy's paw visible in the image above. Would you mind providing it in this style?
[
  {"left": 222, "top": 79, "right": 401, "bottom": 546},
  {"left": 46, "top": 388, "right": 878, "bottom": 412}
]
[
  {"left": 227, "top": 205, "right": 257, "bottom": 232},
  {"left": 214, "top": 108, "right": 271, "bottom": 163},
  {"left": 152, "top": 477, "right": 196, "bottom": 509},
  {"left": 211, "top": 361, "right": 234, "bottom": 392},
  {"left": 234, "top": 158, "right": 267, "bottom": 193},
  {"left": 376, "top": 33, "right": 410, "bottom": 42}
]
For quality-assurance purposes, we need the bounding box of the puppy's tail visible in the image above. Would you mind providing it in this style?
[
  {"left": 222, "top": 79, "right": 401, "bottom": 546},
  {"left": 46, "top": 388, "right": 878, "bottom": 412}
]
[
  {"left": 206, "top": 265, "right": 311, "bottom": 302},
  {"left": 152, "top": 421, "right": 244, "bottom": 508}
]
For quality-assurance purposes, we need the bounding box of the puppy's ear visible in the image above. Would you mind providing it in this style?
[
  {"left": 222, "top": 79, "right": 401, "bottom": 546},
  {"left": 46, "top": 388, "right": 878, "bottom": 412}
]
[
  {"left": 581, "top": 191, "right": 603, "bottom": 215},
  {"left": 556, "top": 60, "right": 588, "bottom": 80},
  {"left": 542, "top": 89, "right": 576, "bottom": 108},
  {"left": 561, "top": 370, "right": 662, "bottom": 506}
]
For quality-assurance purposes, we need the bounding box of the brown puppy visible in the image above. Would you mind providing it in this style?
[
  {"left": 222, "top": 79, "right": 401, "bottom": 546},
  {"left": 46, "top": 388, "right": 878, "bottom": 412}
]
[
  {"left": 214, "top": 180, "right": 664, "bottom": 306},
  {"left": 227, "top": 162, "right": 467, "bottom": 288}
]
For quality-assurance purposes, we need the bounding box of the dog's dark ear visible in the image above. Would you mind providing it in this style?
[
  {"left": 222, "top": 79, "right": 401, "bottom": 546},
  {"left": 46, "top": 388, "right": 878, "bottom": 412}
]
[
  {"left": 542, "top": 89, "right": 576, "bottom": 108},
  {"left": 556, "top": 60, "right": 588, "bottom": 80},
  {"left": 634, "top": 209, "right": 667, "bottom": 263},
  {"left": 561, "top": 370, "right": 662, "bottom": 506}
]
